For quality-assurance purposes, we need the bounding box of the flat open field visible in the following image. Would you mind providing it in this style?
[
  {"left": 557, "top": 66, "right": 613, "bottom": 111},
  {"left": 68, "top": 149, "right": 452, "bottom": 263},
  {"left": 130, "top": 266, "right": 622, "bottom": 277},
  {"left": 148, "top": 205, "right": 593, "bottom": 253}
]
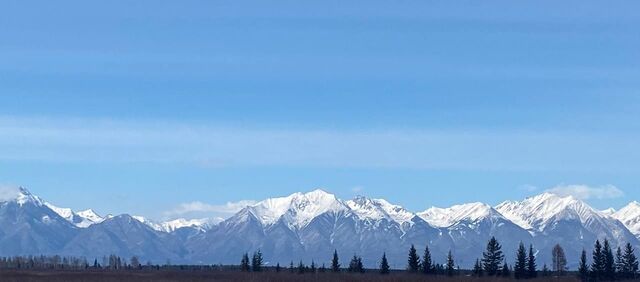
[{"left": 0, "top": 270, "right": 580, "bottom": 282}]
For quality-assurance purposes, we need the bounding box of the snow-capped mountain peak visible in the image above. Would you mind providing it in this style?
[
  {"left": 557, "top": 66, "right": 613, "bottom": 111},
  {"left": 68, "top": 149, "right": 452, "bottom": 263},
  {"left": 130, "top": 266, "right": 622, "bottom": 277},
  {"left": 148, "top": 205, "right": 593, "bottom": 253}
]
[
  {"left": 0, "top": 186, "right": 45, "bottom": 206},
  {"left": 44, "top": 203, "right": 105, "bottom": 228},
  {"left": 495, "top": 192, "right": 600, "bottom": 231},
  {"left": 612, "top": 201, "right": 640, "bottom": 237},
  {"left": 77, "top": 209, "right": 104, "bottom": 223},
  {"left": 418, "top": 202, "right": 499, "bottom": 228},
  {"left": 346, "top": 196, "right": 415, "bottom": 225},
  {"left": 44, "top": 202, "right": 75, "bottom": 221},
  {"left": 248, "top": 189, "right": 349, "bottom": 229},
  {"left": 161, "top": 217, "right": 222, "bottom": 232}
]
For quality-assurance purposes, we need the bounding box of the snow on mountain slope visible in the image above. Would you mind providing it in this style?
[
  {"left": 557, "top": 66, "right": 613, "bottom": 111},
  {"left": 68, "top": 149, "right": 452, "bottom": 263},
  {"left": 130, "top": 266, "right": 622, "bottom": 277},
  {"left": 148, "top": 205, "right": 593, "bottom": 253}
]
[
  {"left": 612, "top": 202, "right": 640, "bottom": 237},
  {"left": 418, "top": 202, "right": 501, "bottom": 228},
  {"left": 44, "top": 203, "right": 105, "bottom": 228},
  {"left": 246, "top": 189, "right": 349, "bottom": 229},
  {"left": 161, "top": 217, "right": 223, "bottom": 232},
  {"left": 495, "top": 192, "right": 617, "bottom": 232},
  {"left": 601, "top": 208, "right": 616, "bottom": 216},
  {"left": 0, "top": 187, "right": 79, "bottom": 254},
  {"left": 77, "top": 209, "right": 105, "bottom": 225},
  {"left": 346, "top": 196, "right": 415, "bottom": 225},
  {"left": 45, "top": 203, "right": 75, "bottom": 221},
  {"left": 132, "top": 216, "right": 164, "bottom": 231},
  {"left": 1, "top": 186, "right": 45, "bottom": 206}
]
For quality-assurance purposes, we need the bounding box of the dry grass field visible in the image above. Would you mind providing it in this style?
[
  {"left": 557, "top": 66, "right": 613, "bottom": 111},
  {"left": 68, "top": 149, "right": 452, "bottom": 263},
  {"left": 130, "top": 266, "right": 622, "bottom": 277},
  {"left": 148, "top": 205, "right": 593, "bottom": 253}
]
[{"left": 0, "top": 270, "right": 581, "bottom": 282}]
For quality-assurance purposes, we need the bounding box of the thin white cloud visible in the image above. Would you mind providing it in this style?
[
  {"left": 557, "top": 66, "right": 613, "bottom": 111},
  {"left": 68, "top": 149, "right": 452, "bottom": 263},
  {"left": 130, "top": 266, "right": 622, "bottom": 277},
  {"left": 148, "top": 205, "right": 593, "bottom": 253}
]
[
  {"left": 0, "top": 115, "right": 639, "bottom": 172},
  {"left": 0, "top": 185, "right": 20, "bottom": 202},
  {"left": 545, "top": 184, "right": 624, "bottom": 200},
  {"left": 164, "top": 200, "right": 256, "bottom": 217}
]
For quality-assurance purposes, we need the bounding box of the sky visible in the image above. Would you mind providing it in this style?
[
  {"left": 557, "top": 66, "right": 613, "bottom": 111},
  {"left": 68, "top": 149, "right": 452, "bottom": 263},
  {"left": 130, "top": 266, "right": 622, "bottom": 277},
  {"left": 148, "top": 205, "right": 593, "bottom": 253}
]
[{"left": 1, "top": 0, "right": 639, "bottom": 220}]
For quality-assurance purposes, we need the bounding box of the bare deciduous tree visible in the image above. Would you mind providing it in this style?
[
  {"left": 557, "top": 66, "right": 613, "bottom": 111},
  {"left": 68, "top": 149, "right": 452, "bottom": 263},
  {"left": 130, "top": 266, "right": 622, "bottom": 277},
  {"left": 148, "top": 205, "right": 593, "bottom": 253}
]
[{"left": 552, "top": 244, "right": 567, "bottom": 275}]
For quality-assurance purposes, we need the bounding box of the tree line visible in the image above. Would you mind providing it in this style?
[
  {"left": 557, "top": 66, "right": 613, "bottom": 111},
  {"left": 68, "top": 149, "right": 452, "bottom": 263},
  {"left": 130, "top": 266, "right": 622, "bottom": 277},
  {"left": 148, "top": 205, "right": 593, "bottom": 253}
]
[
  {"left": 1, "top": 237, "right": 636, "bottom": 282},
  {"left": 467, "top": 237, "right": 637, "bottom": 281},
  {"left": 0, "top": 254, "right": 220, "bottom": 272},
  {"left": 241, "top": 237, "right": 640, "bottom": 281}
]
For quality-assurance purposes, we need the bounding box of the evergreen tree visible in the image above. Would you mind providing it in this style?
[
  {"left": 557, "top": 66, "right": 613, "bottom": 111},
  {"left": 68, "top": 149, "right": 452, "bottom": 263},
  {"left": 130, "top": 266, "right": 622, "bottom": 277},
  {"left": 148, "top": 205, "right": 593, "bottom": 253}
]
[
  {"left": 310, "top": 260, "right": 316, "bottom": 273},
  {"left": 482, "top": 237, "right": 504, "bottom": 276},
  {"left": 297, "top": 261, "right": 305, "bottom": 274},
  {"left": 251, "top": 250, "right": 263, "bottom": 272},
  {"left": 319, "top": 263, "right": 326, "bottom": 272},
  {"left": 380, "top": 253, "right": 390, "bottom": 275},
  {"left": 603, "top": 239, "right": 615, "bottom": 280},
  {"left": 348, "top": 254, "right": 359, "bottom": 272},
  {"left": 552, "top": 244, "right": 567, "bottom": 276},
  {"left": 93, "top": 259, "right": 98, "bottom": 268},
  {"left": 421, "top": 245, "right": 433, "bottom": 274},
  {"left": 289, "top": 261, "right": 295, "bottom": 273},
  {"left": 240, "top": 253, "right": 250, "bottom": 272},
  {"left": 514, "top": 242, "right": 527, "bottom": 279},
  {"left": 275, "top": 262, "right": 281, "bottom": 272},
  {"left": 501, "top": 262, "right": 511, "bottom": 278},
  {"left": 591, "top": 240, "right": 604, "bottom": 279},
  {"left": 616, "top": 246, "right": 624, "bottom": 276},
  {"left": 623, "top": 242, "right": 639, "bottom": 279},
  {"left": 578, "top": 249, "right": 589, "bottom": 281},
  {"left": 473, "top": 259, "right": 484, "bottom": 277},
  {"left": 407, "top": 244, "right": 420, "bottom": 272},
  {"left": 528, "top": 244, "right": 537, "bottom": 278},
  {"left": 331, "top": 250, "right": 340, "bottom": 272},
  {"left": 357, "top": 256, "right": 364, "bottom": 273},
  {"left": 446, "top": 250, "right": 455, "bottom": 277}
]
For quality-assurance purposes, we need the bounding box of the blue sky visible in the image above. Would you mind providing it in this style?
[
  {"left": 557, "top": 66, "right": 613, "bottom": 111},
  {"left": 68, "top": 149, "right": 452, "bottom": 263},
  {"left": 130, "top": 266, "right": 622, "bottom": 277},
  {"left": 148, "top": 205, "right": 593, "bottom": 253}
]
[{"left": 1, "top": 0, "right": 639, "bottom": 220}]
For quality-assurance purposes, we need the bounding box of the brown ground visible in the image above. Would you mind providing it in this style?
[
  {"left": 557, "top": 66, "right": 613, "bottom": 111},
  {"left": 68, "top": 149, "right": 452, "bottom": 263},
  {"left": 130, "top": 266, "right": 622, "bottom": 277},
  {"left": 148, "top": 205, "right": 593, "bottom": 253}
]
[{"left": 0, "top": 270, "right": 580, "bottom": 282}]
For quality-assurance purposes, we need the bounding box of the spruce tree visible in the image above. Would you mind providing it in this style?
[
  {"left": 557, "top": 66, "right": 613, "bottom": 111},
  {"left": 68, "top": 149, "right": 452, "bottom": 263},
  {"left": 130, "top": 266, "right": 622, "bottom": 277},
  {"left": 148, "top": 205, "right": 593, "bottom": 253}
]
[
  {"left": 603, "top": 239, "right": 615, "bottom": 280},
  {"left": 348, "top": 254, "right": 359, "bottom": 272},
  {"left": 422, "top": 245, "right": 433, "bottom": 274},
  {"left": 591, "top": 239, "right": 604, "bottom": 279},
  {"left": 407, "top": 244, "right": 420, "bottom": 272},
  {"left": 446, "top": 250, "right": 455, "bottom": 277},
  {"left": 616, "top": 246, "right": 624, "bottom": 275},
  {"left": 310, "top": 260, "right": 316, "bottom": 273},
  {"left": 298, "top": 261, "right": 305, "bottom": 274},
  {"left": 501, "top": 262, "right": 511, "bottom": 278},
  {"left": 380, "top": 253, "right": 390, "bottom": 275},
  {"left": 289, "top": 261, "right": 294, "bottom": 273},
  {"left": 331, "top": 250, "right": 340, "bottom": 272},
  {"left": 275, "top": 262, "right": 281, "bottom": 272},
  {"left": 473, "top": 258, "right": 484, "bottom": 277},
  {"left": 251, "top": 250, "right": 263, "bottom": 272},
  {"left": 528, "top": 244, "right": 537, "bottom": 278},
  {"left": 240, "top": 253, "right": 250, "bottom": 272},
  {"left": 623, "top": 242, "right": 639, "bottom": 279},
  {"left": 482, "top": 237, "right": 504, "bottom": 276},
  {"left": 578, "top": 249, "right": 589, "bottom": 281},
  {"left": 542, "top": 264, "right": 550, "bottom": 277},
  {"left": 357, "top": 256, "right": 364, "bottom": 273},
  {"left": 514, "top": 242, "right": 527, "bottom": 279}
]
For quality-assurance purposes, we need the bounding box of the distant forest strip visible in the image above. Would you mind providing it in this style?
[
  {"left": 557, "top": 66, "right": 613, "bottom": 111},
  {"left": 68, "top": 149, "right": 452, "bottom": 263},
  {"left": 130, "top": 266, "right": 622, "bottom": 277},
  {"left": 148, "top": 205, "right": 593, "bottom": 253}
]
[{"left": 0, "top": 237, "right": 637, "bottom": 281}]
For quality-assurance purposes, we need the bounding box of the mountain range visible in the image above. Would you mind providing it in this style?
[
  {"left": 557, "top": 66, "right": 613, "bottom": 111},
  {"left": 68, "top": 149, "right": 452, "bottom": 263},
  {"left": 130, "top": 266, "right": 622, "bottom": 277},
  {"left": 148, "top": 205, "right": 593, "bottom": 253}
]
[{"left": 2, "top": 187, "right": 640, "bottom": 269}]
